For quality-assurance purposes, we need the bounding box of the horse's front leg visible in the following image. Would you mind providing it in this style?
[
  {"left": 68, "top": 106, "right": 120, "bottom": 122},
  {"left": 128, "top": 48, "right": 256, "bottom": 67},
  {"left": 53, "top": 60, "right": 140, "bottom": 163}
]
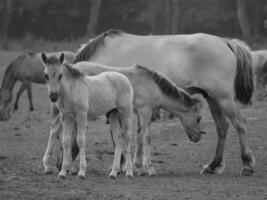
[
  {"left": 200, "top": 97, "right": 229, "bottom": 174},
  {"left": 76, "top": 112, "right": 88, "bottom": 179},
  {"left": 14, "top": 83, "right": 26, "bottom": 111},
  {"left": 43, "top": 105, "right": 62, "bottom": 174},
  {"left": 58, "top": 114, "right": 74, "bottom": 178},
  {"left": 25, "top": 82, "right": 34, "bottom": 111},
  {"left": 136, "top": 107, "right": 156, "bottom": 176}
]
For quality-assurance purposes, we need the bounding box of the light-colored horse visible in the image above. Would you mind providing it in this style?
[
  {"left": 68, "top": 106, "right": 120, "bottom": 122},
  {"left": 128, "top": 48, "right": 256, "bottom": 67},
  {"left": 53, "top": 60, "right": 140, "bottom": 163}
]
[
  {"left": 72, "top": 30, "right": 255, "bottom": 176},
  {"left": 45, "top": 61, "right": 205, "bottom": 176},
  {"left": 41, "top": 53, "right": 134, "bottom": 179},
  {"left": 0, "top": 51, "right": 75, "bottom": 121}
]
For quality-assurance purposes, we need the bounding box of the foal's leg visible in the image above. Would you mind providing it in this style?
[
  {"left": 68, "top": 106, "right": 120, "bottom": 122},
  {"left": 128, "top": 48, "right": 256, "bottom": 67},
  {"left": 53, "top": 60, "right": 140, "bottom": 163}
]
[
  {"left": 76, "top": 112, "right": 87, "bottom": 179},
  {"left": 14, "top": 84, "right": 26, "bottom": 111},
  {"left": 119, "top": 109, "right": 133, "bottom": 178},
  {"left": 139, "top": 107, "right": 156, "bottom": 176},
  {"left": 43, "top": 105, "right": 62, "bottom": 174},
  {"left": 59, "top": 114, "right": 74, "bottom": 178},
  {"left": 25, "top": 83, "right": 34, "bottom": 111},
  {"left": 219, "top": 98, "right": 255, "bottom": 176},
  {"left": 133, "top": 110, "right": 143, "bottom": 172},
  {"left": 201, "top": 97, "right": 230, "bottom": 174}
]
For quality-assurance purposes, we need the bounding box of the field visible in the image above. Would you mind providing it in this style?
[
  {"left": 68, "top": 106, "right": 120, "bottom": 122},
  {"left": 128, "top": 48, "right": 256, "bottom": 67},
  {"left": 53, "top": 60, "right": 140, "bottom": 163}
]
[{"left": 0, "top": 51, "right": 267, "bottom": 200}]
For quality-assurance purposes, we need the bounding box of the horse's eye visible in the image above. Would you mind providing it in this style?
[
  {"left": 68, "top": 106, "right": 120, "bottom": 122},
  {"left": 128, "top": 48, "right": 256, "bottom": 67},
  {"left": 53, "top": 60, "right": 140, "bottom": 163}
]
[
  {"left": 197, "top": 116, "right": 201, "bottom": 123},
  {"left": 44, "top": 74, "right": 49, "bottom": 81},
  {"left": 59, "top": 74, "right": 63, "bottom": 81}
]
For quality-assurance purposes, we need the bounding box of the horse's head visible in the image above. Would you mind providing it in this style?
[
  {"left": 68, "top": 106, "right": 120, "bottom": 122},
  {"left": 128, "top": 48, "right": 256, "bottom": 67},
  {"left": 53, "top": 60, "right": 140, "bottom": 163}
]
[
  {"left": 176, "top": 97, "right": 206, "bottom": 143},
  {"left": 41, "top": 52, "right": 65, "bottom": 103},
  {"left": 0, "top": 88, "right": 12, "bottom": 121}
]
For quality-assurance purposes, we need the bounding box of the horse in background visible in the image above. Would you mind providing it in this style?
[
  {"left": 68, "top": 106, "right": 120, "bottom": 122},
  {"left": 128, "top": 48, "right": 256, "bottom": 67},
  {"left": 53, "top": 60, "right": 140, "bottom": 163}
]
[
  {"left": 251, "top": 50, "right": 267, "bottom": 100},
  {"left": 41, "top": 53, "right": 134, "bottom": 179},
  {"left": 0, "top": 51, "right": 75, "bottom": 121},
  {"left": 73, "top": 30, "right": 255, "bottom": 176}
]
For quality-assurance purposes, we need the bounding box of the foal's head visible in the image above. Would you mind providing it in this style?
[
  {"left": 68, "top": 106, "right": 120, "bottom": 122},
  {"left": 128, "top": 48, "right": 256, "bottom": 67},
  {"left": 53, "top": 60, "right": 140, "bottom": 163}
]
[{"left": 41, "top": 52, "right": 64, "bottom": 103}]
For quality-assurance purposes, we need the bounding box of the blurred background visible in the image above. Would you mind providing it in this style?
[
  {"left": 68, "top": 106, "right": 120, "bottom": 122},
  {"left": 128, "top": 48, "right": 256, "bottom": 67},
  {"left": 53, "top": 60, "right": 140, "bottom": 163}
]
[{"left": 0, "top": 0, "right": 267, "bottom": 51}]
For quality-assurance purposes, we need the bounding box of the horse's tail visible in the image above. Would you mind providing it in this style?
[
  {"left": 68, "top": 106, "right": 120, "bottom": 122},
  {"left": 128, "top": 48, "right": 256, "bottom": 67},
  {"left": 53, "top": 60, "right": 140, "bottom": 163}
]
[{"left": 225, "top": 39, "right": 254, "bottom": 105}]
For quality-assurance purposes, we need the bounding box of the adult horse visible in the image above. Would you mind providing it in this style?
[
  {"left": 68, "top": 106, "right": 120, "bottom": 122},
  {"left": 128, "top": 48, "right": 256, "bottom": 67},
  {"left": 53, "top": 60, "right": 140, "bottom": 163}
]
[
  {"left": 72, "top": 30, "right": 255, "bottom": 176},
  {"left": 0, "top": 51, "right": 75, "bottom": 121}
]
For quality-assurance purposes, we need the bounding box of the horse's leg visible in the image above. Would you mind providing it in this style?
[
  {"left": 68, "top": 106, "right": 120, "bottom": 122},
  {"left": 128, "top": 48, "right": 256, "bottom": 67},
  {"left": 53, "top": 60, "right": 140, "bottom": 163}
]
[
  {"left": 140, "top": 107, "right": 156, "bottom": 176},
  {"left": 119, "top": 109, "right": 133, "bottom": 178},
  {"left": 58, "top": 114, "right": 74, "bottom": 178},
  {"left": 14, "top": 84, "right": 26, "bottom": 111},
  {"left": 25, "top": 82, "right": 34, "bottom": 111},
  {"left": 43, "top": 104, "right": 62, "bottom": 174},
  {"left": 76, "top": 112, "right": 87, "bottom": 179},
  {"left": 201, "top": 97, "right": 229, "bottom": 174},
  {"left": 219, "top": 98, "right": 255, "bottom": 176},
  {"left": 133, "top": 110, "right": 143, "bottom": 174}
]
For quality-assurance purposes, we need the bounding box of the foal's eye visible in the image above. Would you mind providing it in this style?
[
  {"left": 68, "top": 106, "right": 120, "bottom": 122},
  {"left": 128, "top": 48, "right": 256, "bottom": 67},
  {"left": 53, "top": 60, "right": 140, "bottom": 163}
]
[
  {"left": 44, "top": 74, "right": 49, "bottom": 81},
  {"left": 59, "top": 74, "right": 63, "bottom": 81},
  {"left": 197, "top": 116, "right": 201, "bottom": 123}
]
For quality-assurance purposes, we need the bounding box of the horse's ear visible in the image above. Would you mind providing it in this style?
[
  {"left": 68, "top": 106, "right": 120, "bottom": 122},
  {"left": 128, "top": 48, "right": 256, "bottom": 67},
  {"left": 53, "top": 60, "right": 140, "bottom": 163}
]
[
  {"left": 59, "top": 53, "right": 64, "bottom": 64},
  {"left": 41, "top": 52, "right": 47, "bottom": 64}
]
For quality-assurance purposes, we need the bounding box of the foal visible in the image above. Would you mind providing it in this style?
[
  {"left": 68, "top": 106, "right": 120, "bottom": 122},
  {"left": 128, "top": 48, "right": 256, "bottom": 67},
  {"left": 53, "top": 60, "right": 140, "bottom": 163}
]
[{"left": 41, "top": 53, "right": 134, "bottom": 179}]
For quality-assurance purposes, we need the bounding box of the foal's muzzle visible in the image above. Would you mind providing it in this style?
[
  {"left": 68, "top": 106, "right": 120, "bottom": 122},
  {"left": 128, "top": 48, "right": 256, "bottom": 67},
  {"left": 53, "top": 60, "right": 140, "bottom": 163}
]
[{"left": 49, "top": 92, "right": 58, "bottom": 102}]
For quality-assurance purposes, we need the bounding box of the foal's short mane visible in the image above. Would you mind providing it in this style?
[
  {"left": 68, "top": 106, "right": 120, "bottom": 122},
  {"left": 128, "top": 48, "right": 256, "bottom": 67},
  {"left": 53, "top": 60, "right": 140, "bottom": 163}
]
[
  {"left": 74, "top": 29, "right": 123, "bottom": 63},
  {"left": 136, "top": 65, "right": 198, "bottom": 107},
  {"left": 63, "top": 63, "right": 84, "bottom": 78}
]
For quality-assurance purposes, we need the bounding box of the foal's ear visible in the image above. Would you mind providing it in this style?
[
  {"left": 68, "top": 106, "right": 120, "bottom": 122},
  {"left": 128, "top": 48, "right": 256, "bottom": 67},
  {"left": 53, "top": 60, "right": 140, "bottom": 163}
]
[
  {"left": 191, "top": 96, "right": 203, "bottom": 111},
  {"left": 59, "top": 53, "right": 65, "bottom": 64},
  {"left": 41, "top": 52, "right": 47, "bottom": 64}
]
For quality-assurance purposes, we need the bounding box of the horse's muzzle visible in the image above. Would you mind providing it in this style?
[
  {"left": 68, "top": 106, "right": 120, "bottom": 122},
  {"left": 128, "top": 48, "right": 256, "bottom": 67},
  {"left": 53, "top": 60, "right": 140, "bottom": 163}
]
[{"left": 49, "top": 92, "right": 58, "bottom": 102}]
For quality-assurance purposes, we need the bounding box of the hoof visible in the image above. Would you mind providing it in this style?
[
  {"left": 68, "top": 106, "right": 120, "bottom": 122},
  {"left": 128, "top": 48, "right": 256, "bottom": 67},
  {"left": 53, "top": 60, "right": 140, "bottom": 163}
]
[
  {"left": 147, "top": 167, "right": 157, "bottom": 176},
  {"left": 44, "top": 170, "right": 53, "bottom": 175},
  {"left": 78, "top": 174, "right": 86, "bottom": 180},
  {"left": 58, "top": 174, "right": 66, "bottom": 179},
  {"left": 200, "top": 166, "right": 215, "bottom": 175},
  {"left": 108, "top": 174, "right": 117, "bottom": 179},
  {"left": 126, "top": 174, "right": 133, "bottom": 180},
  {"left": 241, "top": 168, "right": 254, "bottom": 176},
  {"left": 29, "top": 107, "right": 34, "bottom": 111}
]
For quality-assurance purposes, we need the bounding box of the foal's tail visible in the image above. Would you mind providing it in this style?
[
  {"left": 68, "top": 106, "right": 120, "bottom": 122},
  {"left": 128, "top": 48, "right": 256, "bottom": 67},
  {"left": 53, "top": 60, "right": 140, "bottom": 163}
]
[{"left": 225, "top": 39, "right": 254, "bottom": 105}]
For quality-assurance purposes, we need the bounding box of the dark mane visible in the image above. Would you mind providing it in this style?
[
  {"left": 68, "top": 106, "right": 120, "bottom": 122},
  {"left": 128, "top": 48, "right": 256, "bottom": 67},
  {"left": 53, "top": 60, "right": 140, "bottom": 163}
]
[
  {"left": 2, "top": 54, "right": 26, "bottom": 88},
  {"left": 45, "top": 55, "right": 61, "bottom": 65},
  {"left": 63, "top": 63, "right": 84, "bottom": 78},
  {"left": 135, "top": 65, "right": 198, "bottom": 107},
  {"left": 74, "top": 29, "right": 123, "bottom": 63}
]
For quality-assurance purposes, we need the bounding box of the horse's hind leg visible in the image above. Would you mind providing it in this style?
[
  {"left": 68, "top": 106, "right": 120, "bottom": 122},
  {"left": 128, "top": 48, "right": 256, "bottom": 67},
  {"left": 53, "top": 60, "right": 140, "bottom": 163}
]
[
  {"left": 201, "top": 97, "right": 229, "bottom": 174},
  {"left": 14, "top": 83, "right": 26, "bottom": 111},
  {"left": 220, "top": 99, "right": 255, "bottom": 175},
  {"left": 108, "top": 111, "right": 124, "bottom": 178},
  {"left": 43, "top": 104, "right": 62, "bottom": 174}
]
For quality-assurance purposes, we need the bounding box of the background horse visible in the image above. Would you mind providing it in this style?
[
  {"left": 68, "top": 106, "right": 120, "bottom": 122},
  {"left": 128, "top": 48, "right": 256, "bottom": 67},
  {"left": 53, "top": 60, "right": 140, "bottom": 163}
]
[
  {"left": 45, "top": 61, "right": 205, "bottom": 176},
  {"left": 73, "top": 30, "right": 255, "bottom": 176},
  {"left": 251, "top": 50, "right": 267, "bottom": 100},
  {"left": 0, "top": 51, "right": 75, "bottom": 121},
  {"left": 41, "top": 53, "right": 134, "bottom": 179}
]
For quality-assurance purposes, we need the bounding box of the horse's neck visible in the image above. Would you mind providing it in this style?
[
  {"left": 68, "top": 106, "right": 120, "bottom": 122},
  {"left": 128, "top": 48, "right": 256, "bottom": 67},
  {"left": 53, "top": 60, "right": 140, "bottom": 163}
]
[{"left": 160, "top": 93, "right": 189, "bottom": 114}]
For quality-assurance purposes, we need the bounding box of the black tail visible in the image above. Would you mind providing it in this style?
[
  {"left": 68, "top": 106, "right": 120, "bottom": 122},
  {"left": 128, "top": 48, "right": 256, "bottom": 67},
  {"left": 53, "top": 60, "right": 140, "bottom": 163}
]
[{"left": 226, "top": 39, "right": 254, "bottom": 105}]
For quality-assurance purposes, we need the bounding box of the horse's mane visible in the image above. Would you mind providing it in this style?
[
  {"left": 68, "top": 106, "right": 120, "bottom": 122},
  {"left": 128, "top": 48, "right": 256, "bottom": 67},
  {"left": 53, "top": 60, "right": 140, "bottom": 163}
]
[
  {"left": 74, "top": 29, "right": 123, "bottom": 63},
  {"left": 2, "top": 54, "right": 26, "bottom": 87},
  {"left": 63, "top": 63, "right": 84, "bottom": 78},
  {"left": 135, "top": 65, "right": 198, "bottom": 107}
]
